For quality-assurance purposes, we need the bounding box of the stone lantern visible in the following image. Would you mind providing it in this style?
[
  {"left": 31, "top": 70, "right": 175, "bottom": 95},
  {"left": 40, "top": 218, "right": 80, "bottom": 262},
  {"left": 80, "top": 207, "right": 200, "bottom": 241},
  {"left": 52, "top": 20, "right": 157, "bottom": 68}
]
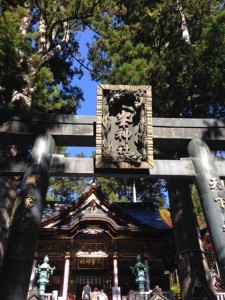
[
  {"left": 130, "top": 255, "right": 147, "bottom": 292},
  {"left": 36, "top": 255, "right": 55, "bottom": 295}
]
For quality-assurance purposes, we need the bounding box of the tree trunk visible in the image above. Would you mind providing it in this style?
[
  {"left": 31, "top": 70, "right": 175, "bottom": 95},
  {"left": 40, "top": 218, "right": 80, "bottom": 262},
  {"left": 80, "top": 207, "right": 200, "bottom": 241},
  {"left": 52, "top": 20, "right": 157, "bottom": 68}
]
[{"left": 167, "top": 179, "right": 216, "bottom": 300}]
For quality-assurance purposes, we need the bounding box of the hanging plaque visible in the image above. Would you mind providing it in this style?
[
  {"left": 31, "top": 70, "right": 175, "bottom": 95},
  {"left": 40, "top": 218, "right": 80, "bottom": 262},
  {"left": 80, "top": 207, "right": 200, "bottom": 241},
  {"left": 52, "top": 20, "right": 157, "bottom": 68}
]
[
  {"left": 77, "top": 258, "right": 104, "bottom": 269},
  {"left": 96, "top": 85, "right": 153, "bottom": 169}
]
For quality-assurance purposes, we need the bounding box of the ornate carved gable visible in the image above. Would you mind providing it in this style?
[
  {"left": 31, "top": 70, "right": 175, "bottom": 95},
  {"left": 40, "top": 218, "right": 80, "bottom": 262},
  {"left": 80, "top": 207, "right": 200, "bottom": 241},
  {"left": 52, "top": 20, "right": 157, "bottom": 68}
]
[
  {"left": 40, "top": 184, "right": 146, "bottom": 238},
  {"left": 39, "top": 183, "right": 172, "bottom": 263},
  {"left": 150, "top": 294, "right": 169, "bottom": 300}
]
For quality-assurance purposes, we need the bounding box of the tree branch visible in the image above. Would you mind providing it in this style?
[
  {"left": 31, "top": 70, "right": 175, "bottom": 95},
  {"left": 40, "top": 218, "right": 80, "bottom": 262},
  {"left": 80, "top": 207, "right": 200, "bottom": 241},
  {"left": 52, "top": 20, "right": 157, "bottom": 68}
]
[
  {"left": 40, "top": 20, "right": 70, "bottom": 64},
  {"left": 177, "top": 0, "right": 191, "bottom": 45}
]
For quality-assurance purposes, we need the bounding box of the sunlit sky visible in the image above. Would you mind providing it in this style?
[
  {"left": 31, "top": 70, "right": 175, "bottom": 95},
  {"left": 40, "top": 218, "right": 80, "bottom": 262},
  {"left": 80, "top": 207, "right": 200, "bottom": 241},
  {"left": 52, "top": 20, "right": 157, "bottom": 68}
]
[{"left": 68, "top": 30, "right": 97, "bottom": 157}]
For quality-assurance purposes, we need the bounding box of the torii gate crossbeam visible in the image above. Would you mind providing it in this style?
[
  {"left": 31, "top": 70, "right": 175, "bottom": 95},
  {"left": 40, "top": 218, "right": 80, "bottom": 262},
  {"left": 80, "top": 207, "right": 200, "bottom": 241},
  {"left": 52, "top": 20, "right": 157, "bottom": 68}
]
[
  {"left": 0, "top": 110, "right": 225, "bottom": 178},
  {"left": 1, "top": 110, "right": 225, "bottom": 299}
]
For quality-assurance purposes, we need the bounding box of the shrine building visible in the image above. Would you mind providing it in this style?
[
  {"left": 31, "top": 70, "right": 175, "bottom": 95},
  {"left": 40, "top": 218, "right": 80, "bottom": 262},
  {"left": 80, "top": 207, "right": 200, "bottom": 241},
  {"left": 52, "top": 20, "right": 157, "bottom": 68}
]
[{"left": 34, "top": 183, "right": 173, "bottom": 300}]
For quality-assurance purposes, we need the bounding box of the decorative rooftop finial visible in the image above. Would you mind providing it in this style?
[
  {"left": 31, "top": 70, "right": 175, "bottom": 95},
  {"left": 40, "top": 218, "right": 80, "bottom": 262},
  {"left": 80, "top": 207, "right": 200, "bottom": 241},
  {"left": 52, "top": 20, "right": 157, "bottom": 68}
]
[{"left": 91, "top": 178, "right": 96, "bottom": 186}]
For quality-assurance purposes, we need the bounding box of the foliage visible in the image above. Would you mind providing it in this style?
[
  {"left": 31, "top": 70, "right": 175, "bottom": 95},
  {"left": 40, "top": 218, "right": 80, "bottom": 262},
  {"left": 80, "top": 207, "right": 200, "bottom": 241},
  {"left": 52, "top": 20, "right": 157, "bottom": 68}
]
[
  {"left": 88, "top": 0, "right": 225, "bottom": 117},
  {"left": 48, "top": 146, "right": 167, "bottom": 204},
  {"left": 47, "top": 150, "right": 90, "bottom": 202},
  {"left": 159, "top": 208, "right": 172, "bottom": 227},
  {"left": 47, "top": 156, "right": 167, "bottom": 204},
  {"left": 190, "top": 184, "right": 206, "bottom": 228},
  {"left": 48, "top": 177, "right": 167, "bottom": 205},
  {"left": 95, "top": 177, "right": 121, "bottom": 202},
  {"left": 49, "top": 144, "right": 167, "bottom": 204},
  {"left": 170, "top": 284, "right": 180, "bottom": 294},
  {"left": 0, "top": 0, "right": 116, "bottom": 112},
  {"left": 47, "top": 176, "right": 90, "bottom": 202}
]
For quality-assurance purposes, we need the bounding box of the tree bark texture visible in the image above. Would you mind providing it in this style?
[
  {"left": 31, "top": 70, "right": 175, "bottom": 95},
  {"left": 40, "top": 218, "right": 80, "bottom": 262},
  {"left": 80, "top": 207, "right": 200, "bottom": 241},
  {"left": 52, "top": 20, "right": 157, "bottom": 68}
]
[{"left": 167, "top": 179, "right": 216, "bottom": 300}]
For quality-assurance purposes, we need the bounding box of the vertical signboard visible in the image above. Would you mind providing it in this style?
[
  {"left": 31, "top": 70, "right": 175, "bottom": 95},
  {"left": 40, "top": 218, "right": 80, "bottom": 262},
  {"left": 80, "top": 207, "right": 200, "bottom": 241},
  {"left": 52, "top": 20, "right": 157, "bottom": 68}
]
[{"left": 96, "top": 85, "right": 153, "bottom": 169}]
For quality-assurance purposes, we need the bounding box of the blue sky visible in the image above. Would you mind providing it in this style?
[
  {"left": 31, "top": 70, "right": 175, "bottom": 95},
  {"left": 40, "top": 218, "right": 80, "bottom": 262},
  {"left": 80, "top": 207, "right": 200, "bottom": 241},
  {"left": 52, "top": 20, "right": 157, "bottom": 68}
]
[
  {"left": 69, "top": 72, "right": 97, "bottom": 157},
  {"left": 68, "top": 30, "right": 97, "bottom": 157}
]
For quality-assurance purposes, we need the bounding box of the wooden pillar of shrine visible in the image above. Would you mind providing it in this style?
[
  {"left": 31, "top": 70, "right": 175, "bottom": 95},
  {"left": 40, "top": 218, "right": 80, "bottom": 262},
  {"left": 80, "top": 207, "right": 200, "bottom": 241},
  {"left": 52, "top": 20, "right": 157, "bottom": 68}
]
[
  {"left": 62, "top": 252, "right": 71, "bottom": 300},
  {"left": 143, "top": 251, "right": 150, "bottom": 292},
  {"left": 167, "top": 179, "right": 216, "bottom": 300},
  {"left": 0, "top": 134, "right": 55, "bottom": 300},
  {"left": 112, "top": 251, "right": 121, "bottom": 300}
]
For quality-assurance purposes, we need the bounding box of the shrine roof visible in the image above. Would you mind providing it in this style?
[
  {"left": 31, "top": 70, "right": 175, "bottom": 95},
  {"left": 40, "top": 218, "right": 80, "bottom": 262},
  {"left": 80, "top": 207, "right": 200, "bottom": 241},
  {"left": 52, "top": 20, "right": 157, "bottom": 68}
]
[
  {"left": 41, "top": 184, "right": 172, "bottom": 232},
  {"left": 115, "top": 203, "right": 172, "bottom": 230},
  {"left": 42, "top": 202, "right": 71, "bottom": 220}
]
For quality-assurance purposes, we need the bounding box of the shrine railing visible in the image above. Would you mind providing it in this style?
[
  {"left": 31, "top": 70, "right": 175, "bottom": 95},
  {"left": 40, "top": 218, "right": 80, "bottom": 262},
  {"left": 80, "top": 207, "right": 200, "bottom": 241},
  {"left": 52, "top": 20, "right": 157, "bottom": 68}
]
[{"left": 216, "top": 292, "right": 225, "bottom": 300}]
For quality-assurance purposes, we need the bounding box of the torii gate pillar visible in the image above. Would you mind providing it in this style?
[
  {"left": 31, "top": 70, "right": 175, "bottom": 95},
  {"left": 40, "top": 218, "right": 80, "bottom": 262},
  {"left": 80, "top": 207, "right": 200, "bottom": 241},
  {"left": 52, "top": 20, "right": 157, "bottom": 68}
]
[
  {"left": 188, "top": 138, "right": 225, "bottom": 285},
  {"left": 0, "top": 134, "right": 55, "bottom": 300}
]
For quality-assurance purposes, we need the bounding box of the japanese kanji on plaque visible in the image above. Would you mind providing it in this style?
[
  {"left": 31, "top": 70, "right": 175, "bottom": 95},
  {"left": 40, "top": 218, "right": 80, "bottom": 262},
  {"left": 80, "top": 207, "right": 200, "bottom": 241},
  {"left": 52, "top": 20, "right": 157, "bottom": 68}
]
[{"left": 96, "top": 85, "right": 153, "bottom": 169}]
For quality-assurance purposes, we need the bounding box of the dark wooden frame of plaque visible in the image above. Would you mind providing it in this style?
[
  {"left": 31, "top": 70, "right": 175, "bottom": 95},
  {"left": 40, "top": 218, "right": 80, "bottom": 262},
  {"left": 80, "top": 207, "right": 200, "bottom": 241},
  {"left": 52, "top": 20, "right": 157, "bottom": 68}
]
[{"left": 96, "top": 85, "right": 153, "bottom": 169}]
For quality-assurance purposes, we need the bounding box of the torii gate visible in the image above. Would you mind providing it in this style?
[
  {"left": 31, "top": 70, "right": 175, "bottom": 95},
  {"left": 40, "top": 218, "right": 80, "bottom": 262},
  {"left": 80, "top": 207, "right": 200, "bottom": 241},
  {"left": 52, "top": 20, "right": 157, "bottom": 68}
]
[{"left": 0, "top": 86, "right": 225, "bottom": 299}]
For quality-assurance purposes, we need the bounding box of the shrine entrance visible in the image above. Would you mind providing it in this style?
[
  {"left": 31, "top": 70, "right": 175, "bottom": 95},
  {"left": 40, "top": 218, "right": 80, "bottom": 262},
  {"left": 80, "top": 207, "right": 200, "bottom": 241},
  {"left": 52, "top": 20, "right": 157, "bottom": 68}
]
[
  {"left": 73, "top": 249, "right": 111, "bottom": 299},
  {"left": 1, "top": 85, "right": 225, "bottom": 300},
  {"left": 73, "top": 274, "right": 112, "bottom": 300}
]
